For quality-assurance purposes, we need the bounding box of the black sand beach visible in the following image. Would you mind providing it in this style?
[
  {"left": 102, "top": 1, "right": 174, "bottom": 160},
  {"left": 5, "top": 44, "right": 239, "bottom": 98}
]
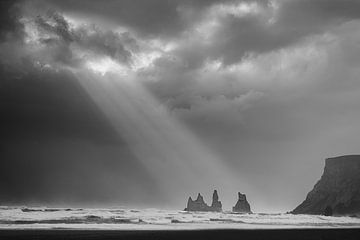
[{"left": 1, "top": 228, "right": 360, "bottom": 240}]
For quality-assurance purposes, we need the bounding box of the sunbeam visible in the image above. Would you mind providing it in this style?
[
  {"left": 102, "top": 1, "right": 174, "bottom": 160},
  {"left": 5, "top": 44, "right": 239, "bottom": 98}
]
[{"left": 73, "top": 64, "right": 243, "bottom": 208}]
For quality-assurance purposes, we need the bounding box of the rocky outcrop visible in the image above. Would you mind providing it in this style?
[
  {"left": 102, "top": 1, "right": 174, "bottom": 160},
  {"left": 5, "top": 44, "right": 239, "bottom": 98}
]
[
  {"left": 210, "top": 190, "right": 222, "bottom": 212},
  {"left": 292, "top": 155, "right": 360, "bottom": 215},
  {"left": 232, "top": 192, "right": 252, "bottom": 213},
  {"left": 185, "top": 193, "right": 209, "bottom": 212},
  {"left": 185, "top": 190, "right": 222, "bottom": 212}
]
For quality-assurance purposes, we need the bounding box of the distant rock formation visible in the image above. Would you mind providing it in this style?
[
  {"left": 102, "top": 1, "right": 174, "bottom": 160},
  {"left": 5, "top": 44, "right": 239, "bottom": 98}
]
[
  {"left": 232, "top": 192, "right": 252, "bottom": 213},
  {"left": 185, "top": 190, "right": 222, "bottom": 212},
  {"left": 185, "top": 193, "right": 209, "bottom": 212},
  {"left": 210, "top": 190, "right": 222, "bottom": 212},
  {"left": 292, "top": 155, "right": 360, "bottom": 215}
]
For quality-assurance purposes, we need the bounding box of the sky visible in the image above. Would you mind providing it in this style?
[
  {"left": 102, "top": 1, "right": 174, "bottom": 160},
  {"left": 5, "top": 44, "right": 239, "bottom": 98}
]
[{"left": 1, "top": 0, "right": 360, "bottom": 212}]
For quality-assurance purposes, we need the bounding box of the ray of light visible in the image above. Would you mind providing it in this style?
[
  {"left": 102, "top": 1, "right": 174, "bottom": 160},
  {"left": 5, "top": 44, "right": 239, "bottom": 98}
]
[{"left": 73, "top": 65, "right": 245, "bottom": 209}]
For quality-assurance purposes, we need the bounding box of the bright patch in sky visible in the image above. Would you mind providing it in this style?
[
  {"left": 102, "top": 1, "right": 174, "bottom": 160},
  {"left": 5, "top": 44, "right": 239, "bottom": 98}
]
[
  {"left": 85, "top": 57, "right": 128, "bottom": 76},
  {"left": 132, "top": 51, "right": 161, "bottom": 70},
  {"left": 213, "top": 2, "right": 261, "bottom": 18}
]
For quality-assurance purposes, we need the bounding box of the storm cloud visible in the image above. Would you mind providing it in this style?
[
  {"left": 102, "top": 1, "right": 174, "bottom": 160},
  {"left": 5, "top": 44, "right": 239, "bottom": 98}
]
[{"left": 1, "top": 0, "right": 360, "bottom": 212}]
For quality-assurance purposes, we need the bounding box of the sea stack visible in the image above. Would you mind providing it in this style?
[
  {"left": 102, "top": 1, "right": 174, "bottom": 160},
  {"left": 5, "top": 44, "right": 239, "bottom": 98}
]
[
  {"left": 185, "top": 193, "right": 209, "bottom": 212},
  {"left": 292, "top": 155, "right": 360, "bottom": 215},
  {"left": 232, "top": 192, "right": 252, "bottom": 213},
  {"left": 210, "top": 190, "right": 222, "bottom": 212},
  {"left": 185, "top": 190, "right": 222, "bottom": 212}
]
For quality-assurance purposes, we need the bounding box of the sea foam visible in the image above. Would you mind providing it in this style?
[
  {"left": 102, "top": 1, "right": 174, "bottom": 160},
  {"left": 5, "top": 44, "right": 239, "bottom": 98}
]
[{"left": 0, "top": 206, "right": 359, "bottom": 230}]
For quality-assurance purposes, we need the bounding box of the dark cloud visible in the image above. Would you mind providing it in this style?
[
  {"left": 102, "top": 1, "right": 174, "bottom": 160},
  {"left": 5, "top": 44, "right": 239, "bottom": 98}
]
[
  {"left": 211, "top": 14, "right": 287, "bottom": 65},
  {"left": 35, "top": 10, "right": 73, "bottom": 43},
  {"left": 74, "top": 25, "right": 134, "bottom": 64},
  {"left": 18, "top": 0, "right": 360, "bottom": 68},
  {"left": 44, "top": 0, "right": 234, "bottom": 38},
  {"left": 179, "top": 0, "right": 360, "bottom": 66},
  {"left": 135, "top": 0, "right": 360, "bottom": 107},
  {"left": 0, "top": 0, "right": 23, "bottom": 40},
  {"left": 21, "top": 0, "right": 360, "bottom": 69},
  {"left": 28, "top": 11, "right": 133, "bottom": 67},
  {"left": 278, "top": 0, "right": 360, "bottom": 25}
]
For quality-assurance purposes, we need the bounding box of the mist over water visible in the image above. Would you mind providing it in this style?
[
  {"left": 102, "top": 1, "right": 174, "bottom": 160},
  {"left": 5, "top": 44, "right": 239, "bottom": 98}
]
[{"left": 74, "top": 69, "right": 243, "bottom": 209}]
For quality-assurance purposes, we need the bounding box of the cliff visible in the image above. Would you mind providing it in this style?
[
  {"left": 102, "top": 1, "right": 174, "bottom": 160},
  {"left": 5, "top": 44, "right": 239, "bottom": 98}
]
[
  {"left": 185, "top": 190, "right": 222, "bottom": 212},
  {"left": 232, "top": 192, "right": 252, "bottom": 213},
  {"left": 292, "top": 155, "right": 360, "bottom": 215}
]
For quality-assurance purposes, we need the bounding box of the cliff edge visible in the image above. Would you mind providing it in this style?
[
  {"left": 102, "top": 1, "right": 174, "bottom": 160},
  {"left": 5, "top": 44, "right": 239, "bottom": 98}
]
[{"left": 292, "top": 155, "right": 360, "bottom": 215}]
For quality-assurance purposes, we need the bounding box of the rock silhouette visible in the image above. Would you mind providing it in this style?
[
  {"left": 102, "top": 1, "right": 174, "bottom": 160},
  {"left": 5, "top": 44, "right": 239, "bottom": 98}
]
[
  {"left": 292, "top": 155, "right": 360, "bottom": 215},
  {"left": 210, "top": 190, "right": 222, "bottom": 212},
  {"left": 232, "top": 192, "right": 252, "bottom": 213},
  {"left": 185, "top": 190, "right": 222, "bottom": 212}
]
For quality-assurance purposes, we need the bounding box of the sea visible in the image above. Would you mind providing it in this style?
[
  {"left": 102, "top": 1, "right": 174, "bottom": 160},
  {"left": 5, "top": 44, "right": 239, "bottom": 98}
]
[{"left": 1, "top": 206, "right": 359, "bottom": 230}]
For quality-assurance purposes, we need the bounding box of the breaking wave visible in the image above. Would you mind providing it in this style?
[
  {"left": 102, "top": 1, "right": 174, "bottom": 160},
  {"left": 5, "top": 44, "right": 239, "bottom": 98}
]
[
  {"left": 0, "top": 206, "right": 359, "bottom": 230},
  {"left": 21, "top": 207, "right": 83, "bottom": 212}
]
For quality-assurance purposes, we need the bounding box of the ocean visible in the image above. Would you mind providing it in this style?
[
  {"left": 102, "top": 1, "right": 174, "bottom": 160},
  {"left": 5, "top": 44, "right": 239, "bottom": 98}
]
[{"left": 1, "top": 206, "right": 359, "bottom": 230}]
